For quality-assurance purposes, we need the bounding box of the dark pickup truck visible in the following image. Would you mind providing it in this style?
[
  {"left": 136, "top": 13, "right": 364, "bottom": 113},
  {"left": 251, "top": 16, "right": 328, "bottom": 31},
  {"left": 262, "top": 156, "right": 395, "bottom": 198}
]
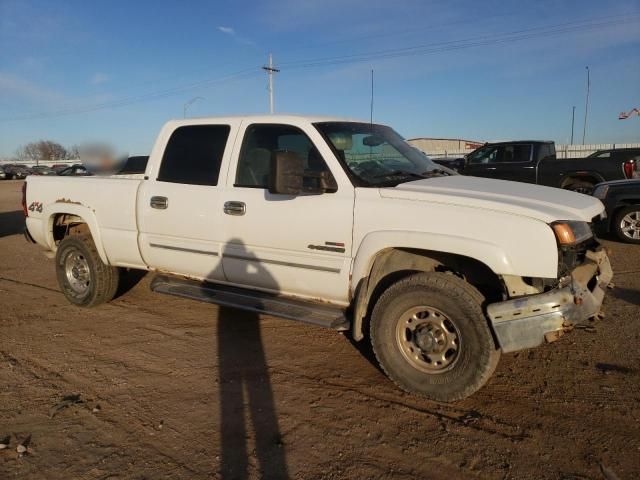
[
  {"left": 593, "top": 179, "right": 640, "bottom": 243},
  {"left": 434, "top": 142, "right": 639, "bottom": 194}
]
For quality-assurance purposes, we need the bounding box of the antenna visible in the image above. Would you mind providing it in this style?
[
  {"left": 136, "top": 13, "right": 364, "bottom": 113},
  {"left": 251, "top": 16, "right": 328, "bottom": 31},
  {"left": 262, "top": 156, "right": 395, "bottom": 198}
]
[
  {"left": 370, "top": 69, "right": 374, "bottom": 125},
  {"left": 262, "top": 53, "right": 280, "bottom": 114},
  {"left": 582, "top": 66, "right": 590, "bottom": 145}
]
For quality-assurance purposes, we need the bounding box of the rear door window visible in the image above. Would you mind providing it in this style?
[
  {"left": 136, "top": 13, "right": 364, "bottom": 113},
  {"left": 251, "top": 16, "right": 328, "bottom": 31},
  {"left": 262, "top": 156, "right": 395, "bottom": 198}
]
[{"left": 157, "top": 125, "right": 230, "bottom": 186}]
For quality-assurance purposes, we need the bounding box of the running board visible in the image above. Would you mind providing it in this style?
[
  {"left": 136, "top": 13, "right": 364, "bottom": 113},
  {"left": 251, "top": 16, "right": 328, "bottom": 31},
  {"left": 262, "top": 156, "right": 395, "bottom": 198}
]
[{"left": 150, "top": 275, "right": 349, "bottom": 330}]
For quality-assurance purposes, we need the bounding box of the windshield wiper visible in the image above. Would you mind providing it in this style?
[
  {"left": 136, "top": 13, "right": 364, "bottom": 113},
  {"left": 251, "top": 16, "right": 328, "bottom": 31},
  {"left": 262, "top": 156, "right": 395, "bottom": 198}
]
[
  {"left": 421, "top": 169, "right": 451, "bottom": 176},
  {"left": 372, "top": 170, "right": 426, "bottom": 180}
]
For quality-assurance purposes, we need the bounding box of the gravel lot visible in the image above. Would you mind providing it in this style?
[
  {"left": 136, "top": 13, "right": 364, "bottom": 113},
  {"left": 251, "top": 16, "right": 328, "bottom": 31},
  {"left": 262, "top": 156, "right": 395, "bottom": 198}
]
[{"left": 1, "top": 179, "right": 639, "bottom": 479}]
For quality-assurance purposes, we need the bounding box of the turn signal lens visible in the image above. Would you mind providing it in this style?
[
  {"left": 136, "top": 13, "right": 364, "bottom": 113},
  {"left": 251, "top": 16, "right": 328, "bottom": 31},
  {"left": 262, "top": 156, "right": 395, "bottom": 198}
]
[
  {"left": 552, "top": 223, "right": 575, "bottom": 245},
  {"left": 551, "top": 221, "right": 593, "bottom": 245}
]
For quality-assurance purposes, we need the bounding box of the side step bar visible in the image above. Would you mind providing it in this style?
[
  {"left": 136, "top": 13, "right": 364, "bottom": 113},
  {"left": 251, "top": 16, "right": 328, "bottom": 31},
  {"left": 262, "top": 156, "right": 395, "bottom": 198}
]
[{"left": 150, "top": 275, "right": 350, "bottom": 330}]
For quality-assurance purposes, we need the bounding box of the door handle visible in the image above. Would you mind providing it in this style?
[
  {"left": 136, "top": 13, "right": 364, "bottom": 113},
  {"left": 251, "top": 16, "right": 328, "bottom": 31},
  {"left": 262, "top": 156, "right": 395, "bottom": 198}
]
[
  {"left": 224, "top": 201, "right": 246, "bottom": 216},
  {"left": 150, "top": 196, "right": 168, "bottom": 209},
  {"left": 485, "top": 167, "right": 497, "bottom": 170}
]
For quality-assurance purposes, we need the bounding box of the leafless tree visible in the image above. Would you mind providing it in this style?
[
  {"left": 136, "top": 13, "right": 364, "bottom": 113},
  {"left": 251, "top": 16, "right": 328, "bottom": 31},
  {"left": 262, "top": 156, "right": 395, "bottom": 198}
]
[{"left": 15, "top": 140, "right": 68, "bottom": 165}]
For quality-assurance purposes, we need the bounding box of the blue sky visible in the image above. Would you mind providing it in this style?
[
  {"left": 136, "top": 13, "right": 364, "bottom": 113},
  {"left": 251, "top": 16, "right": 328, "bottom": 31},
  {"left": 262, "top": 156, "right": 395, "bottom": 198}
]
[{"left": 1, "top": 0, "right": 639, "bottom": 157}]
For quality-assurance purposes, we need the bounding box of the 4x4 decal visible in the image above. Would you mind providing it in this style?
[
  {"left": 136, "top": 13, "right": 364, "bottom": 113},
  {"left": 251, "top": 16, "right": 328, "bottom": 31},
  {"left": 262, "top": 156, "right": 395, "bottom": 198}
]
[{"left": 28, "top": 201, "right": 43, "bottom": 213}]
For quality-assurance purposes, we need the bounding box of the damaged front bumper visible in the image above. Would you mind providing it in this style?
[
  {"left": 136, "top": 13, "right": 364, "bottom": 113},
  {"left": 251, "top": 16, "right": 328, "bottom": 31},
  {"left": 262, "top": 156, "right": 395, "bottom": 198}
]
[{"left": 487, "top": 248, "right": 613, "bottom": 353}]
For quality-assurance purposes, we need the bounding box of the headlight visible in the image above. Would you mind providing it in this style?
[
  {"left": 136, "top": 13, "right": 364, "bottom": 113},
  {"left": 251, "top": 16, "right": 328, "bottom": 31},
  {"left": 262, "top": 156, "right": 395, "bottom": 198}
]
[
  {"left": 551, "top": 221, "right": 593, "bottom": 245},
  {"left": 592, "top": 185, "right": 609, "bottom": 199}
]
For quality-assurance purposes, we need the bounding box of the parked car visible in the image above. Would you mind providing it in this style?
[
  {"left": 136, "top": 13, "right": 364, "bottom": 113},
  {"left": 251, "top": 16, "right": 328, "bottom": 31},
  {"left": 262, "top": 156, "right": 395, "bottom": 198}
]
[
  {"left": 23, "top": 114, "right": 612, "bottom": 401},
  {"left": 2, "top": 164, "right": 30, "bottom": 180},
  {"left": 593, "top": 179, "right": 640, "bottom": 244},
  {"left": 58, "top": 164, "right": 91, "bottom": 176},
  {"left": 434, "top": 141, "right": 638, "bottom": 194},
  {"left": 51, "top": 164, "right": 72, "bottom": 174},
  {"left": 0, "top": 165, "right": 6, "bottom": 180},
  {"left": 30, "top": 165, "right": 57, "bottom": 176}
]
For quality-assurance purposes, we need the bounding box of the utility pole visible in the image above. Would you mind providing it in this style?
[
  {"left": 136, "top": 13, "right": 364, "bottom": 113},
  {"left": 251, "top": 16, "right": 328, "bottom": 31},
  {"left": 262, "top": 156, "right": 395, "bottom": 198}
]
[
  {"left": 262, "top": 53, "right": 280, "bottom": 114},
  {"left": 582, "top": 66, "right": 590, "bottom": 145},
  {"left": 570, "top": 105, "right": 576, "bottom": 144}
]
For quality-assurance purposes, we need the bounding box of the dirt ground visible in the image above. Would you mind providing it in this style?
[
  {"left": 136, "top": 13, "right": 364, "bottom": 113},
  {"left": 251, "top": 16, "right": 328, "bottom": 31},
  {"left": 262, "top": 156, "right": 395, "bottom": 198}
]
[{"left": 0, "top": 179, "right": 639, "bottom": 480}]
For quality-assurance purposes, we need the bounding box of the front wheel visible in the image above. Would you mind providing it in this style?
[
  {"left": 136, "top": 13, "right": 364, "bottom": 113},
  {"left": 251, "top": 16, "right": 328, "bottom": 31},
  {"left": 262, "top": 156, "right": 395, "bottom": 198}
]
[
  {"left": 55, "top": 234, "right": 119, "bottom": 307},
  {"left": 614, "top": 205, "right": 640, "bottom": 244},
  {"left": 370, "top": 272, "right": 500, "bottom": 402}
]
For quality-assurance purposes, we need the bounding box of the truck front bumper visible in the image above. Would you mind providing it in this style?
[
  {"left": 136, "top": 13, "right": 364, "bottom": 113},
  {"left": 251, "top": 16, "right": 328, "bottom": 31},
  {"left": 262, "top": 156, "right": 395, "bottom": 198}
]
[{"left": 487, "top": 249, "right": 613, "bottom": 353}]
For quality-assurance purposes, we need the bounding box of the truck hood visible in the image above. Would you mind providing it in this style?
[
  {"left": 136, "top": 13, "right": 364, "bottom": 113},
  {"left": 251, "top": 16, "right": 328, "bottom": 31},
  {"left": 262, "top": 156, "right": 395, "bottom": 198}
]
[{"left": 379, "top": 175, "right": 604, "bottom": 223}]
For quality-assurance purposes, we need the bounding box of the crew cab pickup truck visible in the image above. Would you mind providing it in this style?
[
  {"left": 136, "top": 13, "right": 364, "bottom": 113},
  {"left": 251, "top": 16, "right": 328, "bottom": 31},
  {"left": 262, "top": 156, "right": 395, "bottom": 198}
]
[
  {"left": 23, "top": 115, "right": 612, "bottom": 401},
  {"left": 434, "top": 141, "right": 638, "bottom": 194}
]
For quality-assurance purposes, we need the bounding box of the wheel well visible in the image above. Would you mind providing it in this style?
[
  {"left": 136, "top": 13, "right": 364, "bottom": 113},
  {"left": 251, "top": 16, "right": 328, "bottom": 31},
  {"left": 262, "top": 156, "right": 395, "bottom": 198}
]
[
  {"left": 561, "top": 175, "right": 599, "bottom": 188},
  {"left": 51, "top": 214, "right": 90, "bottom": 245},
  {"left": 352, "top": 248, "right": 505, "bottom": 340}
]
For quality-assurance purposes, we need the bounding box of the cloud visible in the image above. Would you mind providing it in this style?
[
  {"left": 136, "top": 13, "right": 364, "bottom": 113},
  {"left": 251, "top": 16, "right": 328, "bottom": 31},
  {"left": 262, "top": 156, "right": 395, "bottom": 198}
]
[
  {"left": 0, "top": 72, "right": 64, "bottom": 103},
  {"left": 91, "top": 72, "right": 110, "bottom": 85},
  {"left": 217, "top": 25, "right": 256, "bottom": 46}
]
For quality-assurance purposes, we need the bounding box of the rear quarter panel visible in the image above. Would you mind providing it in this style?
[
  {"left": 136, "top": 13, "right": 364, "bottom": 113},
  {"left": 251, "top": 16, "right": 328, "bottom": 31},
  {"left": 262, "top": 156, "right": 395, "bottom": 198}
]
[{"left": 25, "top": 175, "right": 145, "bottom": 268}]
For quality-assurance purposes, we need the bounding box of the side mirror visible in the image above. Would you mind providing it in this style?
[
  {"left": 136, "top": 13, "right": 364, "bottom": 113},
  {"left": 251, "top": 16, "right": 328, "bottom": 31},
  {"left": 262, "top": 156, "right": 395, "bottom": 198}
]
[{"left": 269, "top": 151, "right": 304, "bottom": 195}]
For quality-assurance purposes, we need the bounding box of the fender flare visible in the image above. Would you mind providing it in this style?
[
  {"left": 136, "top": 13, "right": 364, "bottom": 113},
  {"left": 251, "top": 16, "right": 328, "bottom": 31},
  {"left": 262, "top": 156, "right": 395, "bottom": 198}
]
[
  {"left": 43, "top": 203, "right": 109, "bottom": 265},
  {"left": 351, "top": 230, "right": 513, "bottom": 293},
  {"left": 560, "top": 171, "right": 605, "bottom": 188},
  {"left": 349, "top": 231, "right": 516, "bottom": 341}
]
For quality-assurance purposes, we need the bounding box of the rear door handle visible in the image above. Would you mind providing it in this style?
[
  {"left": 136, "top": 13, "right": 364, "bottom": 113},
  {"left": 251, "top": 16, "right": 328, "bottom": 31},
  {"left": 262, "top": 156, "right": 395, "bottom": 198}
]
[
  {"left": 150, "top": 196, "right": 168, "bottom": 209},
  {"left": 224, "top": 201, "right": 246, "bottom": 216}
]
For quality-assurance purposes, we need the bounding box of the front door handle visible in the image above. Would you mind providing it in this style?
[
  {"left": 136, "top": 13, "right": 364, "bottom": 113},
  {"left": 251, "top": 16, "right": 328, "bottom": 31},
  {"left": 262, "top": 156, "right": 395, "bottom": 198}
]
[
  {"left": 150, "top": 196, "right": 168, "bottom": 209},
  {"left": 224, "top": 201, "right": 246, "bottom": 216}
]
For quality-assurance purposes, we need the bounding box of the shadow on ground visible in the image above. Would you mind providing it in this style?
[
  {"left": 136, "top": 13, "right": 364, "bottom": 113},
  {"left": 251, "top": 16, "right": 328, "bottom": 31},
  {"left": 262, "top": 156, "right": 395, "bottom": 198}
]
[
  {"left": 210, "top": 239, "right": 289, "bottom": 479},
  {"left": 611, "top": 287, "right": 640, "bottom": 306},
  {"left": 0, "top": 210, "right": 24, "bottom": 238}
]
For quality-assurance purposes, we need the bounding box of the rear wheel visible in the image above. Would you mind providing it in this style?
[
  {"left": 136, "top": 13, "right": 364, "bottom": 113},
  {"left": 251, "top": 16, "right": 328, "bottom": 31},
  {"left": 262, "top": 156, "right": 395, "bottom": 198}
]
[
  {"left": 55, "top": 234, "right": 119, "bottom": 307},
  {"left": 613, "top": 205, "right": 640, "bottom": 244},
  {"left": 370, "top": 272, "right": 500, "bottom": 402}
]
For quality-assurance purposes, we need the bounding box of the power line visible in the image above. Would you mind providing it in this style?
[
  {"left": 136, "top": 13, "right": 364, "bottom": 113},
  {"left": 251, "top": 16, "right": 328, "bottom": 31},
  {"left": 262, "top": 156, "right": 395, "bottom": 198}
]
[
  {"left": 279, "top": 15, "right": 640, "bottom": 69},
  {"left": 2, "top": 14, "right": 637, "bottom": 122},
  {"left": 0, "top": 68, "right": 261, "bottom": 122}
]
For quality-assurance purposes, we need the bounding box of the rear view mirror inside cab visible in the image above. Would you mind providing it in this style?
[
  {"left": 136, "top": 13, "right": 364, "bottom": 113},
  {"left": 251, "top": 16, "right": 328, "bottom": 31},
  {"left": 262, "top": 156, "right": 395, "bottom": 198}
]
[{"left": 362, "top": 135, "right": 384, "bottom": 147}]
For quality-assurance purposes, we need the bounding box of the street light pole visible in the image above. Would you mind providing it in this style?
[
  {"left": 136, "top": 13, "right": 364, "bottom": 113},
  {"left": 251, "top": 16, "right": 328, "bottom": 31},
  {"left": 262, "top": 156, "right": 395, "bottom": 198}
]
[
  {"left": 184, "top": 96, "right": 204, "bottom": 118},
  {"left": 570, "top": 105, "right": 576, "bottom": 144},
  {"left": 582, "top": 66, "right": 590, "bottom": 145}
]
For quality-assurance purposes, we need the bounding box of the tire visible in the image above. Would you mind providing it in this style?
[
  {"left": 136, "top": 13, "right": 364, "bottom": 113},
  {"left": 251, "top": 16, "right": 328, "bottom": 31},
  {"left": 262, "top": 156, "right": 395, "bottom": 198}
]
[
  {"left": 55, "top": 234, "right": 119, "bottom": 307},
  {"left": 563, "top": 179, "right": 594, "bottom": 195},
  {"left": 370, "top": 272, "right": 500, "bottom": 402},
  {"left": 613, "top": 205, "right": 640, "bottom": 244}
]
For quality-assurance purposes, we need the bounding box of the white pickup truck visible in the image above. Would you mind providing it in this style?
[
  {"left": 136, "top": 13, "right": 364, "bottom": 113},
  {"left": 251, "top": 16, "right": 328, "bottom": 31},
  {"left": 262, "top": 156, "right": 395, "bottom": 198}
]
[{"left": 23, "top": 114, "right": 612, "bottom": 401}]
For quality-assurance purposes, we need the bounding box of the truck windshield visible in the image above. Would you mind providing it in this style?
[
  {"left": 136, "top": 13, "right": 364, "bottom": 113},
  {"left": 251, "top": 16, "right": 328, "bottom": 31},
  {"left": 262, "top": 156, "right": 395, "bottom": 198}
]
[{"left": 314, "top": 122, "right": 453, "bottom": 187}]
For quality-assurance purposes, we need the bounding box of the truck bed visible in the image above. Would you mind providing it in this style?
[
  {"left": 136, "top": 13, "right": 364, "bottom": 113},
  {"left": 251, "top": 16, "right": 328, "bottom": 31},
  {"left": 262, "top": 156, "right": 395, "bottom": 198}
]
[{"left": 25, "top": 175, "right": 146, "bottom": 269}]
